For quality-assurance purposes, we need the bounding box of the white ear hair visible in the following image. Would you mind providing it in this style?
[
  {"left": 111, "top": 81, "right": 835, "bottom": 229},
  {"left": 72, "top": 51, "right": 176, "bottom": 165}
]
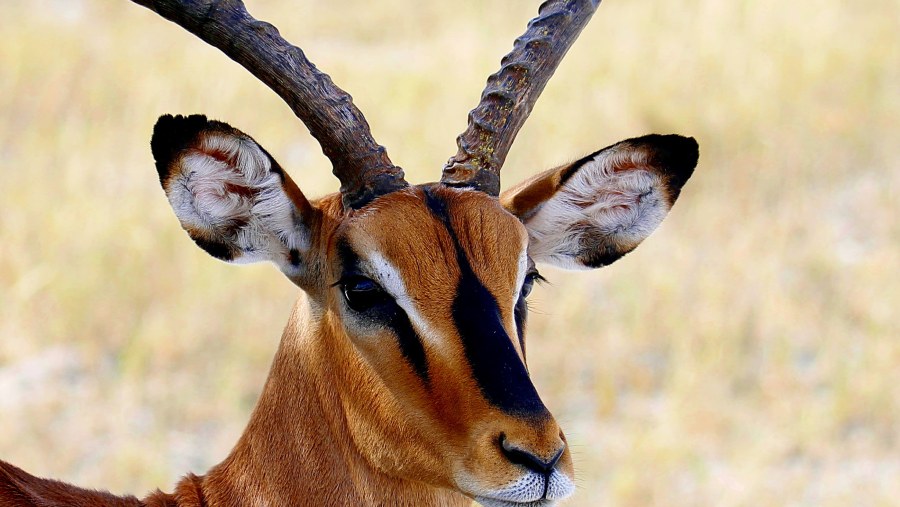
[
  {"left": 524, "top": 144, "right": 671, "bottom": 269},
  {"left": 147, "top": 113, "right": 323, "bottom": 287},
  {"left": 166, "top": 131, "right": 309, "bottom": 267}
]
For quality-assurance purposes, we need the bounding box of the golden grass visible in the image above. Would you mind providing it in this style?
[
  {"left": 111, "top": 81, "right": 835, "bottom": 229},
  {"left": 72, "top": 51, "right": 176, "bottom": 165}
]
[{"left": 1, "top": 0, "right": 898, "bottom": 505}]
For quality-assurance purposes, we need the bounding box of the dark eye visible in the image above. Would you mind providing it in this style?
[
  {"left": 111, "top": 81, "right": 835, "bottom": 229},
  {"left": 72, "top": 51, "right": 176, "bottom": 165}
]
[
  {"left": 340, "top": 276, "right": 390, "bottom": 312},
  {"left": 520, "top": 271, "right": 544, "bottom": 299}
]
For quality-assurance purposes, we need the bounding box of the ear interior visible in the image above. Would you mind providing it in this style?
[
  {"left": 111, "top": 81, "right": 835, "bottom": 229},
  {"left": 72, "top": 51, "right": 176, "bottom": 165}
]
[
  {"left": 502, "top": 134, "right": 698, "bottom": 270},
  {"left": 151, "top": 114, "right": 314, "bottom": 277}
]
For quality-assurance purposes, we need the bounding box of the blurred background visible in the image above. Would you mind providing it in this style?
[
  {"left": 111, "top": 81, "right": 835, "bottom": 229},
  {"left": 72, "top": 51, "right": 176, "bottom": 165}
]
[{"left": 1, "top": 0, "right": 898, "bottom": 505}]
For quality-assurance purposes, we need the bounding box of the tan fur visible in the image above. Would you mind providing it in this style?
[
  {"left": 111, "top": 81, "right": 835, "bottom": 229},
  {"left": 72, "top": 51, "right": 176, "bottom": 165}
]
[
  {"left": 2, "top": 120, "right": 695, "bottom": 506},
  {"left": 337, "top": 188, "right": 573, "bottom": 493},
  {"left": 1, "top": 188, "right": 569, "bottom": 506}
]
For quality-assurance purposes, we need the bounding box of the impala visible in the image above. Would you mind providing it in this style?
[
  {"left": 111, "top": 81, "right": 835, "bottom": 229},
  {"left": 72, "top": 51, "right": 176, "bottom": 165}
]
[{"left": 0, "top": 0, "right": 698, "bottom": 505}]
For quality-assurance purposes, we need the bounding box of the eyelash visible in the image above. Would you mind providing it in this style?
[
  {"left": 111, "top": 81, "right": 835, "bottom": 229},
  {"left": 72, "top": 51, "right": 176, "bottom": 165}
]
[
  {"left": 520, "top": 271, "right": 546, "bottom": 299},
  {"left": 529, "top": 271, "right": 547, "bottom": 284}
]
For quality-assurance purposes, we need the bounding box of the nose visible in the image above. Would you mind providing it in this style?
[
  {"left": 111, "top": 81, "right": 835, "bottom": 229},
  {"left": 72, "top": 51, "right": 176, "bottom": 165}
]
[{"left": 499, "top": 433, "right": 565, "bottom": 474}]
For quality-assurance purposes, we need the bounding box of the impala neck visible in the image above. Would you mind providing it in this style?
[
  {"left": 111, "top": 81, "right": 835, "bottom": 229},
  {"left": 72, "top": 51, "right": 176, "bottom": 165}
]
[{"left": 191, "top": 295, "right": 470, "bottom": 506}]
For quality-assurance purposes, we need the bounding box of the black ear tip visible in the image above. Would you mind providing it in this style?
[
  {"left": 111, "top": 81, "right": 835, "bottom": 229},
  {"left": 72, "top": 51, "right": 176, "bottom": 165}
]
[
  {"left": 150, "top": 114, "right": 210, "bottom": 185},
  {"left": 150, "top": 114, "right": 209, "bottom": 160},
  {"left": 642, "top": 134, "right": 699, "bottom": 190}
]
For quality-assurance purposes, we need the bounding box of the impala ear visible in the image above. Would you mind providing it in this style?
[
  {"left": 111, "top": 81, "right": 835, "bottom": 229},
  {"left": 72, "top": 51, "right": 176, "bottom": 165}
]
[
  {"left": 151, "top": 114, "right": 317, "bottom": 281},
  {"left": 501, "top": 134, "right": 698, "bottom": 270}
]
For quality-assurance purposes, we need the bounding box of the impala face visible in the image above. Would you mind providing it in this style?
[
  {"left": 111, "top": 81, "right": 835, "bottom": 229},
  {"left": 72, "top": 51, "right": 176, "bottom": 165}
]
[
  {"left": 332, "top": 187, "right": 575, "bottom": 504},
  {"left": 152, "top": 114, "right": 698, "bottom": 505}
]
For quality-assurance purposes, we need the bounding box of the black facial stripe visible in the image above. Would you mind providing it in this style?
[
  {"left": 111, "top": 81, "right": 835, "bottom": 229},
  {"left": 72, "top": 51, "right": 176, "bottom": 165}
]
[
  {"left": 336, "top": 239, "right": 429, "bottom": 382},
  {"left": 423, "top": 187, "right": 547, "bottom": 416},
  {"left": 385, "top": 303, "right": 429, "bottom": 382},
  {"left": 336, "top": 238, "right": 362, "bottom": 275},
  {"left": 514, "top": 296, "right": 528, "bottom": 365}
]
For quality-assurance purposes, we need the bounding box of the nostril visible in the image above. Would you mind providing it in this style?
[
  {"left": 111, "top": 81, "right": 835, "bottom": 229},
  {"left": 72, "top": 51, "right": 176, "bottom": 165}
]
[{"left": 498, "top": 433, "right": 564, "bottom": 475}]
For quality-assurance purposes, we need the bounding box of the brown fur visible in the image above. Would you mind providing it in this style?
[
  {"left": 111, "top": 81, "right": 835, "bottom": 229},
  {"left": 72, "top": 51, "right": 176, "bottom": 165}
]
[
  {"left": 501, "top": 163, "right": 574, "bottom": 220},
  {"left": 0, "top": 460, "right": 142, "bottom": 507},
  {"left": 1, "top": 120, "right": 696, "bottom": 505},
  {"left": 0, "top": 188, "right": 570, "bottom": 506}
]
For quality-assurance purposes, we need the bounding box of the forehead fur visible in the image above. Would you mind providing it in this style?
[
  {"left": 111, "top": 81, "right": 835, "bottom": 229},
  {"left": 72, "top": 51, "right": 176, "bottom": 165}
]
[{"left": 339, "top": 185, "right": 528, "bottom": 311}]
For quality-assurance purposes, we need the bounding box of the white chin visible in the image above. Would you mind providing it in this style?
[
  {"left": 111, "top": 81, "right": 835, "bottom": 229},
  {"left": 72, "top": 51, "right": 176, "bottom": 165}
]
[{"left": 475, "top": 498, "right": 556, "bottom": 507}]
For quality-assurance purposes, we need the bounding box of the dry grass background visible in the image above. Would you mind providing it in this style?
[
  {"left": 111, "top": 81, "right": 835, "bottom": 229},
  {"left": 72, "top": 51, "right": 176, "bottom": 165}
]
[{"left": 1, "top": 0, "right": 898, "bottom": 505}]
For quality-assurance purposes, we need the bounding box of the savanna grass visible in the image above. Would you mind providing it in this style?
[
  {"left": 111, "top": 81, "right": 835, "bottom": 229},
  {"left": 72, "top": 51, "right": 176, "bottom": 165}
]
[{"left": 1, "top": 0, "right": 897, "bottom": 505}]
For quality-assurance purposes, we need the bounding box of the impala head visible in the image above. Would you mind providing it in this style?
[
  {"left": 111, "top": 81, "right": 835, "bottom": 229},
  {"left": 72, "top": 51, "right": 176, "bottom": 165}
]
[
  {"left": 151, "top": 115, "right": 696, "bottom": 505},
  {"left": 140, "top": 0, "right": 697, "bottom": 505}
]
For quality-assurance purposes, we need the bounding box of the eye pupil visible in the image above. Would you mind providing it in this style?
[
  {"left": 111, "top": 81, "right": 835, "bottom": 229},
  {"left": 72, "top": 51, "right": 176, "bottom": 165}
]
[
  {"left": 521, "top": 282, "right": 533, "bottom": 299},
  {"left": 341, "top": 276, "right": 388, "bottom": 311},
  {"left": 520, "top": 272, "right": 539, "bottom": 299}
]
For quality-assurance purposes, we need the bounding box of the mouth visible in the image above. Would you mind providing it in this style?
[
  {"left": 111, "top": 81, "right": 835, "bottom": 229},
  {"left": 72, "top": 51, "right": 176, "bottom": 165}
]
[
  {"left": 463, "top": 466, "right": 574, "bottom": 507},
  {"left": 475, "top": 498, "right": 556, "bottom": 507}
]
